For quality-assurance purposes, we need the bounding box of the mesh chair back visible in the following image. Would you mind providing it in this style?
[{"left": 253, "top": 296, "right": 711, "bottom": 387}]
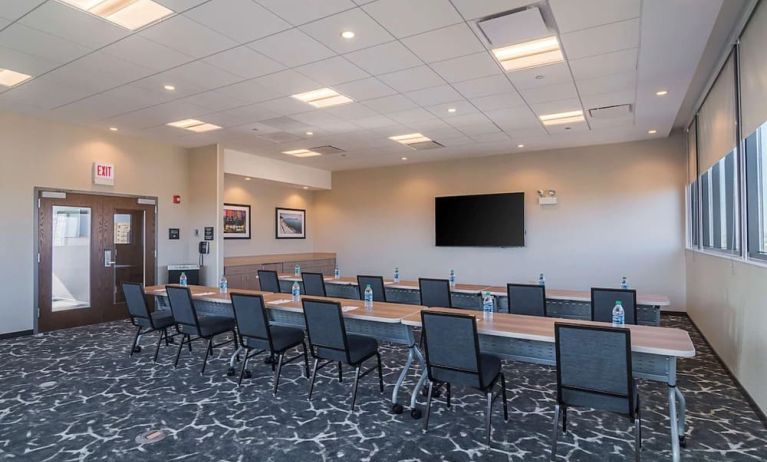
[
  {"left": 421, "top": 311, "right": 482, "bottom": 388},
  {"left": 555, "top": 323, "right": 634, "bottom": 415},
  {"left": 257, "top": 270, "right": 281, "bottom": 293},
  {"left": 419, "top": 278, "right": 452, "bottom": 308},
  {"left": 230, "top": 293, "right": 270, "bottom": 344},
  {"left": 591, "top": 288, "right": 637, "bottom": 324},
  {"left": 166, "top": 286, "right": 198, "bottom": 328},
  {"left": 357, "top": 275, "right": 387, "bottom": 302},
  {"left": 123, "top": 282, "right": 150, "bottom": 322},
  {"left": 302, "top": 272, "right": 327, "bottom": 297},
  {"left": 507, "top": 283, "right": 547, "bottom": 316},
  {"left": 302, "top": 299, "right": 348, "bottom": 360}
]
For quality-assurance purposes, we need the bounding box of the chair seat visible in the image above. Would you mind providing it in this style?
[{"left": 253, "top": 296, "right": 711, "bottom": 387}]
[
  {"left": 135, "top": 310, "right": 175, "bottom": 329},
  {"left": 244, "top": 326, "right": 304, "bottom": 353},
  {"left": 180, "top": 316, "right": 234, "bottom": 337},
  {"left": 317, "top": 334, "right": 378, "bottom": 364},
  {"left": 430, "top": 352, "right": 501, "bottom": 390},
  {"left": 561, "top": 381, "right": 638, "bottom": 415}
]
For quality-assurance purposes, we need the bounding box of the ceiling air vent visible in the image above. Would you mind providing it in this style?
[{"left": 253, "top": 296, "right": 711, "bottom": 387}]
[
  {"left": 252, "top": 131, "right": 306, "bottom": 143},
  {"left": 478, "top": 7, "right": 550, "bottom": 47},
  {"left": 588, "top": 104, "right": 633, "bottom": 119},
  {"left": 308, "top": 145, "right": 345, "bottom": 155}
]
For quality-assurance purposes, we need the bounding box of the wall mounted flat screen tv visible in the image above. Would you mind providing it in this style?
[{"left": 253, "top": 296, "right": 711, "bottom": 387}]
[{"left": 435, "top": 192, "right": 525, "bottom": 247}]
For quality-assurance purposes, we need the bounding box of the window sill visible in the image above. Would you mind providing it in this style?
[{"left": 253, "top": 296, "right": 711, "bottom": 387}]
[{"left": 686, "top": 247, "right": 767, "bottom": 270}]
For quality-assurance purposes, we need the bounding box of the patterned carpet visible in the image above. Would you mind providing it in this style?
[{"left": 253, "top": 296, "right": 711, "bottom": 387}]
[{"left": 0, "top": 315, "right": 765, "bottom": 461}]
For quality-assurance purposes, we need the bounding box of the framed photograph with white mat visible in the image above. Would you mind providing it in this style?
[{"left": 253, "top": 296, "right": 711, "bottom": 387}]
[{"left": 275, "top": 207, "right": 305, "bottom": 239}]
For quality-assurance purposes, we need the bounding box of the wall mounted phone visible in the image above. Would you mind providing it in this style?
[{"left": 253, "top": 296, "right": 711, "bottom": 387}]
[{"left": 199, "top": 241, "right": 210, "bottom": 254}]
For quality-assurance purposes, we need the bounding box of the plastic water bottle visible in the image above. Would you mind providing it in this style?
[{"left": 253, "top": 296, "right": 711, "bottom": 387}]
[
  {"left": 612, "top": 300, "right": 625, "bottom": 326},
  {"left": 291, "top": 281, "right": 300, "bottom": 302},
  {"left": 294, "top": 264, "right": 301, "bottom": 277},
  {"left": 179, "top": 272, "right": 188, "bottom": 287},
  {"left": 538, "top": 273, "right": 545, "bottom": 286},
  {"left": 334, "top": 266, "right": 340, "bottom": 279},
  {"left": 482, "top": 291, "right": 494, "bottom": 320},
  {"left": 449, "top": 269, "right": 456, "bottom": 288},
  {"left": 621, "top": 276, "right": 629, "bottom": 289},
  {"left": 219, "top": 275, "right": 228, "bottom": 293},
  {"left": 394, "top": 267, "right": 400, "bottom": 284},
  {"left": 364, "top": 284, "right": 374, "bottom": 309}
]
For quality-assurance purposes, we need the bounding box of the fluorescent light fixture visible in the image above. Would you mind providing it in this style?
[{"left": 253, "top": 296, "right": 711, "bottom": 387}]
[
  {"left": 341, "top": 31, "right": 355, "bottom": 39},
  {"left": 166, "top": 119, "right": 222, "bottom": 133},
  {"left": 291, "top": 88, "right": 352, "bottom": 108},
  {"left": 656, "top": 90, "right": 668, "bottom": 96},
  {"left": 492, "top": 35, "right": 564, "bottom": 72},
  {"left": 283, "top": 149, "right": 321, "bottom": 158},
  {"left": 539, "top": 110, "right": 585, "bottom": 126},
  {"left": 163, "top": 84, "right": 175, "bottom": 91},
  {"left": 389, "top": 133, "right": 432, "bottom": 145},
  {"left": 648, "top": 129, "right": 657, "bottom": 134},
  {"left": 0, "top": 68, "right": 32, "bottom": 87},
  {"left": 59, "top": 0, "right": 173, "bottom": 30}
]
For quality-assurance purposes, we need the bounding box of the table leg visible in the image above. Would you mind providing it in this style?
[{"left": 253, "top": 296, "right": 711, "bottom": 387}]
[
  {"left": 666, "top": 357, "right": 685, "bottom": 462},
  {"left": 668, "top": 385, "right": 680, "bottom": 461},
  {"left": 391, "top": 346, "right": 415, "bottom": 414},
  {"left": 675, "top": 386, "right": 687, "bottom": 447}
]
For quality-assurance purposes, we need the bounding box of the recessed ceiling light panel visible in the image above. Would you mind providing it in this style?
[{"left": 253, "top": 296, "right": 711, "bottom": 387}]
[
  {"left": 291, "top": 88, "right": 353, "bottom": 108},
  {"left": 167, "top": 119, "right": 221, "bottom": 133},
  {"left": 0, "top": 68, "right": 32, "bottom": 87},
  {"left": 389, "top": 133, "right": 432, "bottom": 145},
  {"left": 492, "top": 36, "right": 564, "bottom": 72},
  {"left": 59, "top": 0, "right": 173, "bottom": 30},
  {"left": 539, "top": 110, "right": 585, "bottom": 126},
  {"left": 283, "top": 149, "right": 321, "bottom": 158}
]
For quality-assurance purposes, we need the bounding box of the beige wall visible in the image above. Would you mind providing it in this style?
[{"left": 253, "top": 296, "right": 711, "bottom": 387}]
[
  {"left": 314, "top": 136, "right": 688, "bottom": 309},
  {"left": 188, "top": 146, "right": 225, "bottom": 286},
  {"left": 0, "top": 112, "right": 198, "bottom": 334},
  {"left": 686, "top": 251, "right": 767, "bottom": 412},
  {"left": 223, "top": 175, "right": 316, "bottom": 257}
]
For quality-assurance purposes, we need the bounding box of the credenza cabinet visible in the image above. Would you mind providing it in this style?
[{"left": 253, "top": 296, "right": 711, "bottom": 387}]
[{"left": 224, "top": 253, "right": 336, "bottom": 291}]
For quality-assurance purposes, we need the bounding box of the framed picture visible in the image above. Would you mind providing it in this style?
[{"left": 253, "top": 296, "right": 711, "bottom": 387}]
[
  {"left": 223, "top": 204, "right": 251, "bottom": 239},
  {"left": 276, "top": 207, "right": 306, "bottom": 239}
]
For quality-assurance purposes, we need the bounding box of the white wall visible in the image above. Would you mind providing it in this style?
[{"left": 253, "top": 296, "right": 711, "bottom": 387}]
[
  {"left": 314, "top": 136, "right": 688, "bottom": 309},
  {"left": 686, "top": 252, "right": 767, "bottom": 412},
  {"left": 223, "top": 148, "right": 331, "bottom": 189},
  {"left": 187, "top": 145, "right": 225, "bottom": 286},
  {"left": 223, "top": 175, "right": 316, "bottom": 257},
  {"left": 0, "top": 112, "right": 197, "bottom": 334}
]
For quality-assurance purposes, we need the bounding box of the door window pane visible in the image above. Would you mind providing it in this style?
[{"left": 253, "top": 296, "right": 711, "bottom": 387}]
[
  {"left": 52, "top": 206, "right": 91, "bottom": 311},
  {"left": 746, "top": 123, "right": 767, "bottom": 260},
  {"left": 114, "top": 213, "right": 132, "bottom": 244}
]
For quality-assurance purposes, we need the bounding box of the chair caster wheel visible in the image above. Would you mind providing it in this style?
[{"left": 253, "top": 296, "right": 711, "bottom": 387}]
[
  {"left": 264, "top": 356, "right": 276, "bottom": 364},
  {"left": 226, "top": 367, "right": 236, "bottom": 377},
  {"left": 392, "top": 403, "right": 403, "bottom": 414},
  {"left": 679, "top": 436, "right": 687, "bottom": 448},
  {"left": 244, "top": 370, "right": 253, "bottom": 379},
  {"left": 410, "top": 408, "right": 422, "bottom": 419},
  {"left": 133, "top": 346, "right": 142, "bottom": 353},
  {"left": 167, "top": 338, "right": 175, "bottom": 344}
]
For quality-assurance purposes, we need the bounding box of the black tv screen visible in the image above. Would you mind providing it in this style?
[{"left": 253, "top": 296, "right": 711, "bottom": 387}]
[{"left": 435, "top": 193, "right": 525, "bottom": 247}]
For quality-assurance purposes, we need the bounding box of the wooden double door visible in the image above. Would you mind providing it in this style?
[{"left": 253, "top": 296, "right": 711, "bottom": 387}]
[{"left": 37, "top": 191, "right": 157, "bottom": 332}]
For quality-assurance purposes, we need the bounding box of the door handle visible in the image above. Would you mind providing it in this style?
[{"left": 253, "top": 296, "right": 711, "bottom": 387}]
[{"left": 104, "top": 250, "right": 114, "bottom": 267}]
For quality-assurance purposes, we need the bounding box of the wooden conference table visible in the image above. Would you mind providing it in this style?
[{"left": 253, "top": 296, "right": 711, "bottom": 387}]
[
  {"left": 147, "top": 284, "right": 693, "bottom": 462},
  {"left": 277, "top": 274, "right": 671, "bottom": 325}
]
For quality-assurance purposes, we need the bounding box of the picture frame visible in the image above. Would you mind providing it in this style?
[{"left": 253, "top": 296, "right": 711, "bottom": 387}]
[
  {"left": 223, "top": 203, "right": 251, "bottom": 239},
  {"left": 275, "top": 207, "right": 306, "bottom": 239}
]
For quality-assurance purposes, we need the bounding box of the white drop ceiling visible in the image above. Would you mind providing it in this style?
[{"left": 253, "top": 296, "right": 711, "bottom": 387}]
[{"left": 0, "top": 0, "right": 724, "bottom": 171}]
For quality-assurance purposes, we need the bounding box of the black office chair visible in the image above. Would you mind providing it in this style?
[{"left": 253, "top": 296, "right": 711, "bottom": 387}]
[
  {"left": 591, "top": 288, "right": 637, "bottom": 324},
  {"left": 302, "top": 272, "right": 327, "bottom": 297},
  {"left": 357, "top": 275, "right": 387, "bottom": 302},
  {"left": 230, "top": 293, "right": 308, "bottom": 393},
  {"left": 507, "top": 283, "right": 547, "bottom": 317},
  {"left": 302, "top": 298, "right": 384, "bottom": 410},
  {"left": 165, "top": 285, "right": 239, "bottom": 374},
  {"left": 421, "top": 311, "right": 508, "bottom": 444},
  {"left": 419, "top": 278, "right": 452, "bottom": 308},
  {"left": 257, "top": 269, "right": 281, "bottom": 293},
  {"left": 123, "top": 282, "right": 175, "bottom": 362},
  {"left": 551, "top": 323, "right": 641, "bottom": 461}
]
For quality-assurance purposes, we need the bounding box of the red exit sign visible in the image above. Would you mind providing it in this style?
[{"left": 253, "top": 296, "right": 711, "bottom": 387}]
[{"left": 93, "top": 162, "right": 114, "bottom": 186}]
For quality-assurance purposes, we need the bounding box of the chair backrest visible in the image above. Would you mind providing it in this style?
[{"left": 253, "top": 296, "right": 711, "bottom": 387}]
[
  {"left": 302, "top": 272, "right": 327, "bottom": 297},
  {"left": 357, "top": 275, "right": 387, "bottom": 302},
  {"left": 257, "top": 270, "right": 281, "bottom": 293},
  {"left": 165, "top": 285, "right": 199, "bottom": 329},
  {"left": 123, "top": 282, "right": 151, "bottom": 323},
  {"left": 591, "top": 288, "right": 637, "bottom": 324},
  {"left": 230, "top": 293, "right": 271, "bottom": 348},
  {"left": 555, "top": 323, "right": 634, "bottom": 416},
  {"left": 419, "top": 278, "right": 452, "bottom": 308},
  {"left": 421, "top": 311, "right": 484, "bottom": 388},
  {"left": 302, "top": 298, "right": 349, "bottom": 362},
  {"left": 506, "top": 283, "right": 547, "bottom": 316}
]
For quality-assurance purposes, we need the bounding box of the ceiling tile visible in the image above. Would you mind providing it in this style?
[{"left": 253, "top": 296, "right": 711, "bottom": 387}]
[
  {"left": 448, "top": 0, "right": 534, "bottom": 20},
  {"left": 0, "top": 45, "right": 54, "bottom": 81},
  {"left": 0, "top": 73, "right": 100, "bottom": 110},
  {"left": 570, "top": 48, "right": 638, "bottom": 80},
  {"left": 103, "top": 35, "right": 193, "bottom": 72},
  {"left": 531, "top": 98, "right": 583, "bottom": 116},
  {"left": 214, "top": 79, "right": 275, "bottom": 104},
  {"left": 344, "top": 41, "right": 421, "bottom": 75},
  {"left": 352, "top": 114, "right": 397, "bottom": 129},
  {"left": 300, "top": 8, "right": 393, "bottom": 53},
  {"left": 295, "top": 56, "right": 369, "bottom": 86},
  {"left": 405, "top": 85, "right": 461, "bottom": 106},
  {"left": 576, "top": 71, "right": 635, "bottom": 96},
  {"left": 184, "top": 0, "right": 290, "bottom": 43},
  {"left": 431, "top": 52, "right": 500, "bottom": 83},
  {"left": 362, "top": 94, "right": 417, "bottom": 113},
  {"left": 378, "top": 65, "right": 443, "bottom": 92},
  {"left": 549, "top": 0, "right": 641, "bottom": 33},
  {"left": 155, "top": 60, "right": 242, "bottom": 91},
  {"left": 506, "top": 62, "right": 573, "bottom": 90},
  {"left": 561, "top": 18, "right": 640, "bottom": 60},
  {"left": 362, "top": 0, "right": 462, "bottom": 38},
  {"left": 484, "top": 107, "right": 541, "bottom": 129},
  {"left": 49, "top": 50, "right": 155, "bottom": 96},
  {"left": 519, "top": 81, "right": 579, "bottom": 104},
  {"left": 401, "top": 23, "right": 484, "bottom": 63},
  {"left": 0, "top": 24, "right": 92, "bottom": 66},
  {"left": 255, "top": 0, "right": 355, "bottom": 26},
  {"left": 203, "top": 46, "right": 285, "bottom": 79},
  {"left": 208, "top": 103, "right": 282, "bottom": 126},
  {"left": 388, "top": 107, "right": 437, "bottom": 124},
  {"left": 334, "top": 77, "right": 396, "bottom": 101},
  {"left": 19, "top": 1, "right": 128, "bottom": 50},
  {"left": 426, "top": 100, "right": 478, "bottom": 118},
  {"left": 139, "top": 14, "right": 236, "bottom": 59},
  {"left": 0, "top": 0, "right": 46, "bottom": 21},
  {"left": 255, "top": 69, "right": 321, "bottom": 97},
  {"left": 249, "top": 29, "right": 335, "bottom": 67},
  {"left": 154, "top": 0, "right": 208, "bottom": 12},
  {"left": 179, "top": 89, "right": 249, "bottom": 113},
  {"left": 453, "top": 74, "right": 514, "bottom": 99},
  {"left": 470, "top": 92, "right": 526, "bottom": 112},
  {"left": 324, "top": 102, "right": 380, "bottom": 120},
  {"left": 580, "top": 90, "right": 635, "bottom": 110}
]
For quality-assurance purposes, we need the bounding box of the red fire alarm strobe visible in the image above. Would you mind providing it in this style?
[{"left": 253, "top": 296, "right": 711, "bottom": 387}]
[{"left": 173, "top": 195, "right": 181, "bottom": 204}]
